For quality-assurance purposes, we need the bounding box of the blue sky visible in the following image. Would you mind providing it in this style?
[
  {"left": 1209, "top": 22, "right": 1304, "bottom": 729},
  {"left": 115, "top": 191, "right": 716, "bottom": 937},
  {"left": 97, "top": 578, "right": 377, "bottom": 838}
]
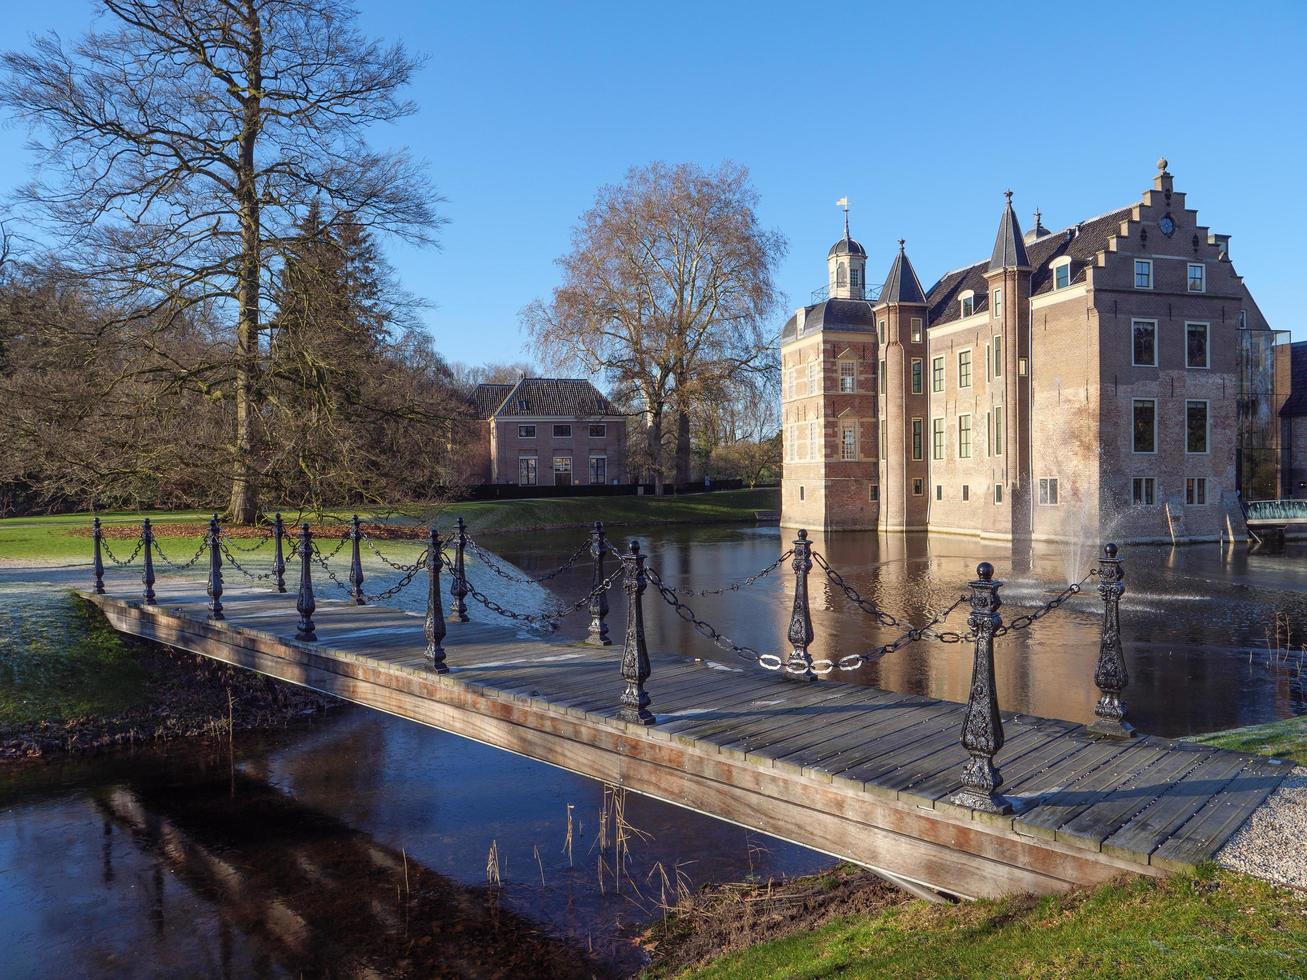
[{"left": 3, "top": 1, "right": 1305, "bottom": 364}]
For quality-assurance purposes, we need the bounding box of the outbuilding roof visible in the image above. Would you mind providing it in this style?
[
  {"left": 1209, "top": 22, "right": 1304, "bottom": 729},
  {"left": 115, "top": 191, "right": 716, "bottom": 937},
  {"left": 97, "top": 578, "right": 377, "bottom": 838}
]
[{"left": 488, "top": 378, "right": 621, "bottom": 418}]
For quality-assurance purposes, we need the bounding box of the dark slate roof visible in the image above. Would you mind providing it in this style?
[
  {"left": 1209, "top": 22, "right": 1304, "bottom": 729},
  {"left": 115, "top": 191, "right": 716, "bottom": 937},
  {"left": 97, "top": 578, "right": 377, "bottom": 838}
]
[
  {"left": 469, "top": 383, "right": 513, "bottom": 419},
  {"left": 827, "top": 236, "right": 867, "bottom": 258},
  {"left": 1281, "top": 342, "right": 1307, "bottom": 417},
  {"left": 878, "top": 244, "right": 927, "bottom": 306},
  {"left": 989, "top": 197, "right": 1031, "bottom": 271},
  {"left": 781, "top": 297, "right": 877, "bottom": 342},
  {"left": 492, "top": 378, "right": 621, "bottom": 418},
  {"left": 926, "top": 206, "right": 1134, "bottom": 327}
]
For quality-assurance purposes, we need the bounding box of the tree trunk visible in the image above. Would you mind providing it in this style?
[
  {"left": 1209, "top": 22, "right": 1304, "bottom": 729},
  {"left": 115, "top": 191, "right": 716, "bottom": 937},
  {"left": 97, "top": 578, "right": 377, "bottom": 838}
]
[
  {"left": 647, "top": 408, "right": 664, "bottom": 495},
  {"left": 674, "top": 407, "right": 691, "bottom": 487},
  {"left": 228, "top": 8, "right": 263, "bottom": 525}
]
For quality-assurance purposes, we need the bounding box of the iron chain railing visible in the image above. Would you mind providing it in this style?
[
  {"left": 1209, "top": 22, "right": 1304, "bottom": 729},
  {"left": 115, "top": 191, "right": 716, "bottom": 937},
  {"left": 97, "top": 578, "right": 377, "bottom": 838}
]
[
  {"left": 643, "top": 564, "right": 775, "bottom": 669},
  {"left": 466, "top": 537, "right": 592, "bottom": 585},
  {"left": 150, "top": 536, "right": 209, "bottom": 571},
  {"left": 360, "top": 531, "right": 426, "bottom": 573},
  {"left": 811, "top": 551, "right": 903, "bottom": 628},
  {"left": 923, "top": 569, "right": 1095, "bottom": 642},
  {"left": 219, "top": 539, "right": 278, "bottom": 582},
  {"left": 457, "top": 559, "right": 625, "bottom": 630},
  {"left": 654, "top": 550, "right": 795, "bottom": 598},
  {"left": 99, "top": 536, "right": 144, "bottom": 566}
]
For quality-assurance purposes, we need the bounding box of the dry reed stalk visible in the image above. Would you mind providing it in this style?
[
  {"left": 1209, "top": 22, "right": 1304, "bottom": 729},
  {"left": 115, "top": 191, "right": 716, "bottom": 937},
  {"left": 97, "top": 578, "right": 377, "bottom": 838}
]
[{"left": 485, "top": 840, "right": 501, "bottom": 886}]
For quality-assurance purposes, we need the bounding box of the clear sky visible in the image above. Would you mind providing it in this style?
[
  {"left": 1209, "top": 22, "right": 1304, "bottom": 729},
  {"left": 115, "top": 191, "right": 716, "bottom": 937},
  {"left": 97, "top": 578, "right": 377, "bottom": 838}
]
[{"left": 3, "top": 1, "right": 1306, "bottom": 364}]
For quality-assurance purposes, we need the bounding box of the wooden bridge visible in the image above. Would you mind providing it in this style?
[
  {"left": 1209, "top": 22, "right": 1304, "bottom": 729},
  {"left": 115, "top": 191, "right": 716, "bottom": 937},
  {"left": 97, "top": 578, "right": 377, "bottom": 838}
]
[
  {"left": 81, "top": 517, "right": 1290, "bottom": 901},
  {"left": 1244, "top": 499, "right": 1307, "bottom": 544}
]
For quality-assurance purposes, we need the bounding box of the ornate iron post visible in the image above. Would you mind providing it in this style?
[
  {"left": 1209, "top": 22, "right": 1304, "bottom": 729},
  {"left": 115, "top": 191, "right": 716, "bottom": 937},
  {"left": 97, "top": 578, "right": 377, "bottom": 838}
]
[
  {"left": 295, "top": 523, "right": 317, "bottom": 642},
  {"left": 272, "top": 513, "right": 287, "bottom": 593},
  {"left": 141, "top": 518, "right": 157, "bottom": 605},
  {"left": 348, "top": 514, "right": 366, "bottom": 605},
  {"left": 950, "top": 562, "right": 1011, "bottom": 814},
  {"left": 448, "top": 516, "right": 469, "bottom": 623},
  {"left": 784, "top": 530, "right": 816, "bottom": 680},
  {"left": 92, "top": 517, "right": 105, "bottom": 595},
  {"left": 1089, "top": 543, "right": 1134, "bottom": 739},
  {"left": 425, "top": 526, "right": 448, "bottom": 673},
  {"left": 206, "top": 514, "right": 224, "bottom": 621},
  {"left": 617, "top": 540, "right": 655, "bottom": 725},
  {"left": 586, "top": 521, "right": 611, "bottom": 646}
]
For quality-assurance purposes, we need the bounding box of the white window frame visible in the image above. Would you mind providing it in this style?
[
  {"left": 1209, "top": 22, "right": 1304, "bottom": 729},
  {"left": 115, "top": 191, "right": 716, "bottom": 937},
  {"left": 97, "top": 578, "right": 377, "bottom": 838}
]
[
  {"left": 878, "top": 319, "right": 887, "bottom": 345},
  {"left": 1131, "top": 319, "right": 1158, "bottom": 368},
  {"left": 518, "top": 456, "right": 538, "bottom": 486},
  {"left": 992, "top": 288, "right": 1002, "bottom": 318},
  {"left": 1038, "top": 477, "right": 1060, "bottom": 506},
  {"left": 588, "top": 455, "right": 607, "bottom": 484},
  {"left": 932, "top": 356, "right": 945, "bottom": 393},
  {"left": 838, "top": 358, "right": 857, "bottom": 393},
  {"left": 958, "top": 414, "right": 972, "bottom": 459},
  {"left": 809, "top": 420, "right": 819, "bottom": 460},
  {"left": 1185, "top": 399, "right": 1210, "bottom": 455},
  {"left": 553, "top": 455, "right": 572, "bottom": 478},
  {"left": 878, "top": 359, "right": 886, "bottom": 395},
  {"left": 932, "top": 417, "right": 945, "bottom": 461},
  {"left": 517, "top": 424, "right": 536, "bottom": 439},
  {"left": 1186, "top": 477, "right": 1209, "bottom": 506},
  {"left": 1134, "top": 258, "right": 1153, "bottom": 290},
  {"left": 589, "top": 423, "right": 607, "bottom": 438},
  {"left": 992, "top": 334, "right": 1002, "bottom": 378},
  {"left": 959, "top": 291, "right": 975, "bottom": 317},
  {"left": 1187, "top": 263, "right": 1206, "bottom": 293},
  {"left": 910, "top": 357, "right": 923, "bottom": 394},
  {"left": 994, "top": 483, "right": 1003, "bottom": 504},
  {"left": 992, "top": 404, "right": 1004, "bottom": 456},
  {"left": 1132, "top": 398, "right": 1158, "bottom": 455},
  {"left": 1132, "top": 476, "right": 1157, "bottom": 506},
  {"left": 1185, "top": 321, "right": 1210, "bottom": 369},
  {"left": 912, "top": 478, "right": 925, "bottom": 496},
  {"left": 807, "top": 362, "right": 818, "bottom": 395},
  {"left": 911, "top": 418, "right": 924, "bottom": 461},
  {"left": 957, "top": 348, "right": 973, "bottom": 389},
  {"left": 840, "top": 425, "right": 857, "bottom": 461},
  {"left": 553, "top": 423, "right": 572, "bottom": 438},
  {"left": 910, "top": 318, "right": 924, "bottom": 343},
  {"left": 1053, "top": 259, "right": 1072, "bottom": 290}
]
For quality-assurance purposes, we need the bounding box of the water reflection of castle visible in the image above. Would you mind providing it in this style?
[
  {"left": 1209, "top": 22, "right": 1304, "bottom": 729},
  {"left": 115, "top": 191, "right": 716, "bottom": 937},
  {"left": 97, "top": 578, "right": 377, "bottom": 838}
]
[{"left": 781, "top": 161, "right": 1297, "bottom": 543}]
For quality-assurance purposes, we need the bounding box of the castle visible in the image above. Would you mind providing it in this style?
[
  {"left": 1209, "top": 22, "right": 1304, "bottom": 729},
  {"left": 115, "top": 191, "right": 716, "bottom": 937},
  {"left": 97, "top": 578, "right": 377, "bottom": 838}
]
[{"left": 780, "top": 162, "right": 1284, "bottom": 543}]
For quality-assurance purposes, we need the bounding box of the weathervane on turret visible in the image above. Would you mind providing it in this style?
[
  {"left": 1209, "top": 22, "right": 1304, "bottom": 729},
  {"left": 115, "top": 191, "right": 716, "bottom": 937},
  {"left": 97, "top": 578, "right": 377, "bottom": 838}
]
[{"left": 836, "top": 196, "right": 850, "bottom": 241}]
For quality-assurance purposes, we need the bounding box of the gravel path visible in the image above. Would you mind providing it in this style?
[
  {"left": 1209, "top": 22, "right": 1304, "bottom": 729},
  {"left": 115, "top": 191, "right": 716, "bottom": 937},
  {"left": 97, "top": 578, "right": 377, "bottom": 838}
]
[{"left": 1217, "top": 767, "right": 1307, "bottom": 890}]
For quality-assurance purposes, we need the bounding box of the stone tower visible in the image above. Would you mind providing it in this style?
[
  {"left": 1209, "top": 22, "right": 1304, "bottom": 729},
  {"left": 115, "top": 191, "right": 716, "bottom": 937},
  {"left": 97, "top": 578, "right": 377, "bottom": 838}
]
[
  {"left": 985, "top": 192, "right": 1034, "bottom": 538},
  {"left": 874, "top": 241, "right": 931, "bottom": 531},
  {"left": 779, "top": 216, "right": 878, "bottom": 531}
]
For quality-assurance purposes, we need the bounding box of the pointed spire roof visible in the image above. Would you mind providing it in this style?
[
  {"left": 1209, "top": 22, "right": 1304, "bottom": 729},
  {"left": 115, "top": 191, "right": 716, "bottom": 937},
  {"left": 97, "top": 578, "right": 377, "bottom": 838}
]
[
  {"left": 988, "top": 191, "right": 1031, "bottom": 271},
  {"left": 879, "top": 239, "right": 927, "bottom": 305}
]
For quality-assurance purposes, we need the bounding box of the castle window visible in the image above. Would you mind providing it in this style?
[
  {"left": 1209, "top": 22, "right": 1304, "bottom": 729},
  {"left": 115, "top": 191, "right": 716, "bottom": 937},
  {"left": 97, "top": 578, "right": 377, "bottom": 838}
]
[
  {"left": 809, "top": 420, "right": 819, "bottom": 459},
  {"left": 840, "top": 425, "right": 857, "bottom": 460},
  {"left": 962, "top": 485, "right": 970, "bottom": 501},
  {"left": 1039, "top": 478, "right": 1059, "bottom": 505},
  {"left": 1132, "top": 320, "right": 1158, "bottom": 367},
  {"left": 799, "top": 486, "right": 805, "bottom": 501},
  {"left": 992, "top": 288, "right": 1002, "bottom": 318},
  {"left": 932, "top": 418, "right": 944, "bottom": 460},
  {"left": 958, "top": 414, "right": 972, "bottom": 458},
  {"left": 879, "top": 419, "right": 886, "bottom": 456},
  {"left": 912, "top": 478, "right": 925, "bottom": 496},
  {"left": 1133, "top": 399, "right": 1157, "bottom": 454},
  {"left": 837, "top": 262, "right": 847, "bottom": 287},
  {"left": 1134, "top": 259, "right": 1153, "bottom": 289},
  {"left": 932, "top": 356, "right": 944, "bottom": 392},
  {"left": 1186, "top": 477, "right": 1208, "bottom": 505},
  {"left": 993, "top": 405, "right": 1004, "bottom": 456},
  {"left": 879, "top": 359, "right": 886, "bottom": 395},
  {"left": 1132, "top": 477, "right": 1156, "bottom": 506},
  {"left": 911, "top": 318, "right": 923, "bottom": 343},
  {"left": 911, "top": 418, "right": 924, "bottom": 461},
  {"left": 807, "top": 362, "right": 818, "bottom": 395},
  {"left": 870, "top": 485, "right": 879, "bottom": 502},
  {"left": 935, "top": 485, "right": 942, "bottom": 501},
  {"left": 1054, "top": 260, "right": 1072, "bottom": 290},
  {"left": 994, "top": 483, "right": 1003, "bottom": 504},
  {"left": 850, "top": 268, "right": 860, "bottom": 288},
  {"left": 1188, "top": 263, "right": 1205, "bottom": 292},
  {"left": 958, "top": 350, "right": 972, "bottom": 388},
  {"left": 1186, "top": 400, "right": 1209, "bottom": 454},
  {"left": 1186, "top": 322, "right": 1210, "bottom": 369},
  {"left": 911, "top": 358, "right": 923, "bottom": 394},
  {"left": 960, "top": 292, "right": 975, "bottom": 317},
  {"left": 878, "top": 320, "right": 887, "bottom": 345},
  {"left": 839, "top": 359, "right": 856, "bottom": 393},
  {"left": 992, "top": 335, "right": 1002, "bottom": 378}
]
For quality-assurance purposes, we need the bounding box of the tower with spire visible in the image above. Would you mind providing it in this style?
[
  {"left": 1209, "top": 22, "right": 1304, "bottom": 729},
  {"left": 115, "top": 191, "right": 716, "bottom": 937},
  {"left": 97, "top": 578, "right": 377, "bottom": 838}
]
[{"left": 827, "top": 199, "right": 868, "bottom": 300}]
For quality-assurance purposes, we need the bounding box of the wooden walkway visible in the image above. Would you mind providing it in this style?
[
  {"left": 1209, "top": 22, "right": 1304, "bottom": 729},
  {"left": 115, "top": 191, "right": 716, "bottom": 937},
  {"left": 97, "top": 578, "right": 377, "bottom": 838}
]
[{"left": 83, "top": 581, "right": 1289, "bottom": 901}]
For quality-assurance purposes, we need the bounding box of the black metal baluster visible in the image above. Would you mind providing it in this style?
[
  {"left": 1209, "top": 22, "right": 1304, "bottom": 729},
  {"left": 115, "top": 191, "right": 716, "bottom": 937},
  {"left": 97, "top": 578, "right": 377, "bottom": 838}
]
[
  {"left": 295, "top": 522, "right": 317, "bottom": 642},
  {"left": 617, "top": 540, "right": 655, "bottom": 726},
  {"left": 1089, "top": 543, "right": 1134, "bottom": 739},
  {"left": 349, "top": 514, "right": 366, "bottom": 605},
  {"left": 207, "top": 514, "right": 224, "bottom": 621},
  {"left": 950, "top": 562, "right": 1011, "bottom": 814},
  {"left": 272, "top": 513, "right": 287, "bottom": 593},
  {"left": 448, "top": 516, "right": 469, "bottom": 623},
  {"left": 425, "top": 526, "right": 448, "bottom": 673},
  {"left": 586, "top": 521, "right": 611, "bottom": 646},
  {"left": 784, "top": 530, "right": 815, "bottom": 680},
  {"left": 92, "top": 517, "right": 105, "bottom": 595},
  {"left": 141, "top": 518, "right": 156, "bottom": 605}
]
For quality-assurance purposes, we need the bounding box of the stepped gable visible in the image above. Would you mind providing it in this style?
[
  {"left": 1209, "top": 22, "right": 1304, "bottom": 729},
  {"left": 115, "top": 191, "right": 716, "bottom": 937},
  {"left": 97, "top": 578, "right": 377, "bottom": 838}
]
[
  {"left": 492, "top": 378, "right": 620, "bottom": 418},
  {"left": 780, "top": 298, "right": 877, "bottom": 342},
  {"left": 926, "top": 206, "right": 1134, "bottom": 326},
  {"left": 469, "top": 383, "right": 513, "bottom": 419}
]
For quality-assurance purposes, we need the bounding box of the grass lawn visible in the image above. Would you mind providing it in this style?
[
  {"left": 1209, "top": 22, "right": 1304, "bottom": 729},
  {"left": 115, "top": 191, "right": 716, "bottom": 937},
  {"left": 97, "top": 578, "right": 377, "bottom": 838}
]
[
  {"left": 1185, "top": 715, "right": 1307, "bottom": 765},
  {"left": 666, "top": 866, "right": 1306, "bottom": 979},
  {"left": 0, "top": 488, "right": 780, "bottom": 563}
]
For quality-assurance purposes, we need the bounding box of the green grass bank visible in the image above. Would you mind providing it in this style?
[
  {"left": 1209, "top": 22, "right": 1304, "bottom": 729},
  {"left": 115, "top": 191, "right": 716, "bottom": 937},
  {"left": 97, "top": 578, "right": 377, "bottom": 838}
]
[{"left": 0, "top": 489, "right": 779, "bottom": 562}]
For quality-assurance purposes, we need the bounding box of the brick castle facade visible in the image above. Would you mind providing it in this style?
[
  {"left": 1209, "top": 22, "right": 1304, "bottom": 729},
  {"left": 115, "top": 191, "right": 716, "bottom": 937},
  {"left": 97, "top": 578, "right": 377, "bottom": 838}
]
[{"left": 780, "top": 162, "right": 1283, "bottom": 543}]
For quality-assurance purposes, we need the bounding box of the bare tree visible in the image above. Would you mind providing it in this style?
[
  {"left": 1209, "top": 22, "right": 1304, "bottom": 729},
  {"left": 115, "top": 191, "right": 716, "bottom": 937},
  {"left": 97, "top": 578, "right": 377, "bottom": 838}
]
[
  {"left": 522, "top": 162, "right": 785, "bottom": 492},
  {"left": 2, "top": 0, "right": 442, "bottom": 521}
]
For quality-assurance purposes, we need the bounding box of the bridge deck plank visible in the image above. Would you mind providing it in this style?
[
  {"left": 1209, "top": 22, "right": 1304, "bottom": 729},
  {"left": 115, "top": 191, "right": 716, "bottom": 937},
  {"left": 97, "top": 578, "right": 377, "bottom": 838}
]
[{"left": 82, "top": 577, "right": 1280, "bottom": 893}]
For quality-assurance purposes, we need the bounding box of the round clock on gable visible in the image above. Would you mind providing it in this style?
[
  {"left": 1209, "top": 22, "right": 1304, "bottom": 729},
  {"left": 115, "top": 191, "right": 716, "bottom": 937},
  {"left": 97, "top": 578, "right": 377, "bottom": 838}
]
[{"left": 1159, "top": 213, "right": 1176, "bottom": 237}]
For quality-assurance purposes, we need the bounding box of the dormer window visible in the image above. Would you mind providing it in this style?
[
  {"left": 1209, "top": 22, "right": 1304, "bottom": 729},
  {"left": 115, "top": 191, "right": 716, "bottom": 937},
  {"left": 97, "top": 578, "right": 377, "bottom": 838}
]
[
  {"left": 959, "top": 291, "right": 975, "bottom": 317},
  {"left": 1053, "top": 259, "right": 1072, "bottom": 290},
  {"left": 850, "top": 268, "right": 860, "bottom": 288}
]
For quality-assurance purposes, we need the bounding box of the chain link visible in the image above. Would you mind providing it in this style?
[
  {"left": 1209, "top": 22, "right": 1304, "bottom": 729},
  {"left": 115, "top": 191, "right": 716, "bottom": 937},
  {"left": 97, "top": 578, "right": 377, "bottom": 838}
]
[
  {"left": 219, "top": 539, "right": 277, "bottom": 582},
  {"left": 100, "top": 536, "right": 144, "bottom": 566},
  {"left": 364, "top": 548, "right": 431, "bottom": 603},
  {"left": 463, "top": 564, "right": 624, "bottom": 630},
  {"left": 657, "top": 550, "right": 795, "bottom": 597},
  {"left": 221, "top": 530, "right": 274, "bottom": 553},
  {"left": 466, "top": 537, "right": 592, "bottom": 585},
  {"left": 151, "top": 536, "right": 208, "bottom": 571},
  {"left": 811, "top": 551, "right": 903, "bottom": 628},
  {"left": 643, "top": 564, "right": 774, "bottom": 667},
  {"left": 360, "top": 531, "right": 426, "bottom": 573}
]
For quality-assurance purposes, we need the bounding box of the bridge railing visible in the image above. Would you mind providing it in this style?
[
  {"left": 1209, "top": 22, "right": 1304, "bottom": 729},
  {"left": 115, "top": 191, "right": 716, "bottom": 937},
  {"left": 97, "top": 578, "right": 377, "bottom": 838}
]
[
  {"left": 89, "top": 516, "right": 1130, "bottom": 815},
  {"left": 1245, "top": 499, "right": 1307, "bottom": 522}
]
